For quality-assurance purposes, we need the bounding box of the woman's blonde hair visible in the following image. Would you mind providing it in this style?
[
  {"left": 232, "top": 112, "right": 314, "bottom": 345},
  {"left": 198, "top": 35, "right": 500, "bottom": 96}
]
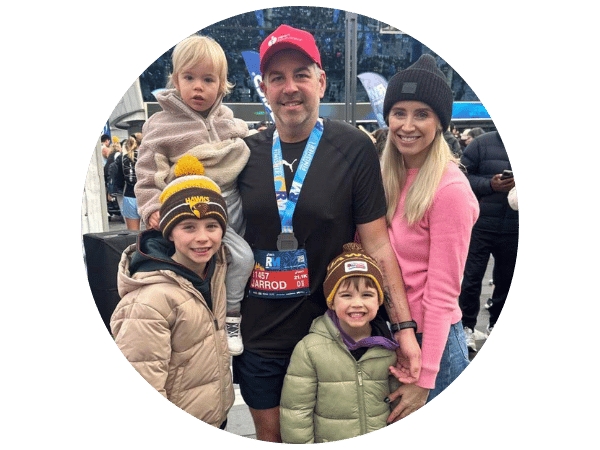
[
  {"left": 124, "top": 132, "right": 142, "bottom": 160},
  {"left": 381, "top": 129, "right": 459, "bottom": 225},
  {"left": 168, "top": 34, "right": 233, "bottom": 96},
  {"left": 110, "top": 141, "right": 121, "bottom": 154}
]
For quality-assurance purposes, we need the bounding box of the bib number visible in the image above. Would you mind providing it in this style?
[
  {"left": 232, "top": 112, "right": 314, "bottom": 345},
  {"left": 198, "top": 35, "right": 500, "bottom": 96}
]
[{"left": 249, "top": 249, "right": 310, "bottom": 299}]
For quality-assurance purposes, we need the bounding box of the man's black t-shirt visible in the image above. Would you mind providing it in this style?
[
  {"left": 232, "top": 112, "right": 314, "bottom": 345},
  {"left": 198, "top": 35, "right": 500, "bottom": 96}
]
[{"left": 238, "top": 119, "right": 386, "bottom": 358}]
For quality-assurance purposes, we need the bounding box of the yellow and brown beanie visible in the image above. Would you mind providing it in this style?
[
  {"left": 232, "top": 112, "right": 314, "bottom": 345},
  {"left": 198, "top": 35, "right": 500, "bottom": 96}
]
[
  {"left": 158, "top": 155, "right": 227, "bottom": 238},
  {"left": 323, "top": 242, "right": 385, "bottom": 308}
]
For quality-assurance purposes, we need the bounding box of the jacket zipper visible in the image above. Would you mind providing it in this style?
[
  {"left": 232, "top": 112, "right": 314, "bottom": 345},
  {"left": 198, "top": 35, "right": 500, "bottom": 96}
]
[{"left": 357, "top": 365, "right": 367, "bottom": 434}]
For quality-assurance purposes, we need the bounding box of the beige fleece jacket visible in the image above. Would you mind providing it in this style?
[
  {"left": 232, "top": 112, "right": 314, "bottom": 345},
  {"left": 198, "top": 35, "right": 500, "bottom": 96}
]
[{"left": 134, "top": 88, "right": 250, "bottom": 225}]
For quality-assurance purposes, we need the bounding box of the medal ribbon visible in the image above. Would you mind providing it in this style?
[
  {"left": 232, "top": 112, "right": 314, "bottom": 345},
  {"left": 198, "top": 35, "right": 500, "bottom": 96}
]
[{"left": 272, "top": 120, "right": 323, "bottom": 234}]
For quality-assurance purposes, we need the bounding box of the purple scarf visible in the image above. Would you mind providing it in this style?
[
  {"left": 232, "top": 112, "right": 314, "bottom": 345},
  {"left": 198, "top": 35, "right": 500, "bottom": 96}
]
[{"left": 326, "top": 309, "right": 399, "bottom": 352}]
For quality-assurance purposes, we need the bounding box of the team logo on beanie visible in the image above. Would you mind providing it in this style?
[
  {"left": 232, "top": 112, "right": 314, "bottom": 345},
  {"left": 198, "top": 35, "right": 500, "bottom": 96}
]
[
  {"left": 190, "top": 199, "right": 211, "bottom": 218},
  {"left": 159, "top": 155, "right": 228, "bottom": 238},
  {"left": 323, "top": 242, "right": 385, "bottom": 308},
  {"left": 344, "top": 261, "right": 369, "bottom": 273}
]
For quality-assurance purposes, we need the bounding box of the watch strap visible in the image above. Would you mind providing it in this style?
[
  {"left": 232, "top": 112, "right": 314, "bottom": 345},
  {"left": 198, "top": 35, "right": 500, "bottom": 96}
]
[{"left": 390, "top": 320, "right": 417, "bottom": 333}]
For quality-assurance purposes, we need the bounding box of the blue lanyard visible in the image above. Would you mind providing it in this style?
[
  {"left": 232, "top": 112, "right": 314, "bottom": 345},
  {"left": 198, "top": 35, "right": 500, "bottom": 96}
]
[{"left": 272, "top": 120, "right": 323, "bottom": 234}]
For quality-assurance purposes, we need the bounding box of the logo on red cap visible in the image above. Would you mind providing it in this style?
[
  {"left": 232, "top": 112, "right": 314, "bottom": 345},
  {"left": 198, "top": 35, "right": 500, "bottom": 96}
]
[{"left": 259, "top": 24, "right": 322, "bottom": 74}]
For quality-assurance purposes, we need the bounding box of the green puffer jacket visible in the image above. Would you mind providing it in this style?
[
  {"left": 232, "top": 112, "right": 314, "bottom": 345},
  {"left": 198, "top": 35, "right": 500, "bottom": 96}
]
[{"left": 280, "top": 314, "right": 399, "bottom": 443}]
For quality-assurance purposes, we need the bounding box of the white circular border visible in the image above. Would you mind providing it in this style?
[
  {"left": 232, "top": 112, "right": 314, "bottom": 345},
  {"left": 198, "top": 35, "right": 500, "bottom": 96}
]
[{"left": 8, "top": 1, "right": 588, "bottom": 448}]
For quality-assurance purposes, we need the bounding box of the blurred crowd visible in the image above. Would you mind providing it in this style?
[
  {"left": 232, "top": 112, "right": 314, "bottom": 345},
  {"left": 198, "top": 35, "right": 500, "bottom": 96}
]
[{"left": 138, "top": 7, "right": 479, "bottom": 106}]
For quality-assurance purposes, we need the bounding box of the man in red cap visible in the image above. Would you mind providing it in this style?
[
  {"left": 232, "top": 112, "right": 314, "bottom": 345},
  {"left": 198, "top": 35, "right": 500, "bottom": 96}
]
[
  {"left": 233, "top": 24, "right": 422, "bottom": 442},
  {"left": 258, "top": 24, "right": 325, "bottom": 143}
]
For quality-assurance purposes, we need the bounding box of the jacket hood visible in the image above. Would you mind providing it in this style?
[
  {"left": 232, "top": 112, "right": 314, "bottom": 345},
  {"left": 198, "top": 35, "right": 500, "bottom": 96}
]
[{"left": 118, "top": 229, "right": 215, "bottom": 308}]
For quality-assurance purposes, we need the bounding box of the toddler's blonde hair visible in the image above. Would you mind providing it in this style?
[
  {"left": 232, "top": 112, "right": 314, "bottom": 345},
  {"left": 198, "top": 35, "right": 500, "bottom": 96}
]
[{"left": 168, "top": 34, "right": 233, "bottom": 96}]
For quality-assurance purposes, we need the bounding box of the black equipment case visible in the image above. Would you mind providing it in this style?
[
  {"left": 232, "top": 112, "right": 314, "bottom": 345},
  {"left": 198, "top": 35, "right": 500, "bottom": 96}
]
[{"left": 83, "top": 230, "right": 139, "bottom": 332}]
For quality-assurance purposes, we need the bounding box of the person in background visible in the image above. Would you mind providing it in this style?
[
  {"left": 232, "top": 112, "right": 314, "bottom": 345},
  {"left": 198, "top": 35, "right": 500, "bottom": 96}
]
[
  {"left": 134, "top": 34, "right": 253, "bottom": 356},
  {"left": 233, "top": 24, "right": 421, "bottom": 442},
  {"left": 104, "top": 140, "right": 121, "bottom": 188},
  {"left": 372, "top": 127, "right": 389, "bottom": 158},
  {"left": 451, "top": 123, "right": 460, "bottom": 139},
  {"left": 459, "top": 128, "right": 471, "bottom": 150},
  {"left": 104, "top": 139, "right": 122, "bottom": 221},
  {"left": 359, "top": 124, "right": 377, "bottom": 144},
  {"left": 508, "top": 186, "right": 518, "bottom": 211},
  {"left": 109, "top": 133, "right": 142, "bottom": 230},
  {"left": 465, "top": 127, "right": 485, "bottom": 146},
  {"left": 100, "top": 133, "right": 112, "bottom": 164},
  {"left": 279, "top": 243, "right": 400, "bottom": 443},
  {"left": 459, "top": 131, "right": 517, "bottom": 351},
  {"left": 444, "top": 122, "right": 462, "bottom": 158},
  {"left": 380, "top": 54, "right": 480, "bottom": 417},
  {"left": 110, "top": 155, "right": 234, "bottom": 429}
]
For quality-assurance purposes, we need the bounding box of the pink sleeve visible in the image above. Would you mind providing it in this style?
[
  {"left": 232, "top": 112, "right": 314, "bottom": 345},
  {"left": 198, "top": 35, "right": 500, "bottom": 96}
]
[{"left": 417, "top": 180, "right": 478, "bottom": 389}]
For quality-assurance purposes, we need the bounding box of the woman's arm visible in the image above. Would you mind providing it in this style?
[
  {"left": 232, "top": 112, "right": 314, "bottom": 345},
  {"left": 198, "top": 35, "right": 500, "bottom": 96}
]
[{"left": 358, "top": 217, "right": 421, "bottom": 384}]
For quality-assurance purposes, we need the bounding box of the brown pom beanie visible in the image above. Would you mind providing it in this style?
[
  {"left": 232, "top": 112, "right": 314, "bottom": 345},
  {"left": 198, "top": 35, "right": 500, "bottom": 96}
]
[
  {"left": 383, "top": 53, "right": 453, "bottom": 131},
  {"left": 158, "top": 155, "right": 228, "bottom": 238},
  {"left": 323, "top": 242, "right": 385, "bottom": 308}
]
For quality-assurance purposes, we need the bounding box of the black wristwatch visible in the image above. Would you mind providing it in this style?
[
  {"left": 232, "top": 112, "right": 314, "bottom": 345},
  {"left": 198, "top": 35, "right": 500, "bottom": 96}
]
[{"left": 390, "top": 320, "right": 417, "bottom": 333}]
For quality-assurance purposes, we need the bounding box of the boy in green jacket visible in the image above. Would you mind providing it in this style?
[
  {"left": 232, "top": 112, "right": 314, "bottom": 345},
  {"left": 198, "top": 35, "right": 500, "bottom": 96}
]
[{"left": 280, "top": 243, "right": 400, "bottom": 443}]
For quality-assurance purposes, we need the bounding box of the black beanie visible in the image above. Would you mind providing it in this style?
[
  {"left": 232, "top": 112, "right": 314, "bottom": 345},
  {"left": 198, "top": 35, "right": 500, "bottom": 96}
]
[{"left": 383, "top": 54, "right": 453, "bottom": 131}]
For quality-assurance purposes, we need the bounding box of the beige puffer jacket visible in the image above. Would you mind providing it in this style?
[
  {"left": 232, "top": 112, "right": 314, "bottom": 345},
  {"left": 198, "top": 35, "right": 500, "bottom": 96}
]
[{"left": 110, "top": 242, "right": 233, "bottom": 427}]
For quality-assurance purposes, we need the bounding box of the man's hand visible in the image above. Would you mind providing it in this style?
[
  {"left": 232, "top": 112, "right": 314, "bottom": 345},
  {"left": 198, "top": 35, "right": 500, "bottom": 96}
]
[
  {"left": 491, "top": 173, "right": 515, "bottom": 193},
  {"left": 392, "top": 329, "right": 421, "bottom": 383}
]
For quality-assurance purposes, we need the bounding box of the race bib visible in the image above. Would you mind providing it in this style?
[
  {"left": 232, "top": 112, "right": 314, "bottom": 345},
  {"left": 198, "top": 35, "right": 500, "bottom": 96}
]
[{"left": 249, "top": 249, "right": 310, "bottom": 299}]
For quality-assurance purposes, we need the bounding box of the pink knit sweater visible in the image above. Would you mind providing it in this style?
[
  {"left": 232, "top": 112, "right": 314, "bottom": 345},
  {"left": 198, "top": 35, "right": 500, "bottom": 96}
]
[{"left": 388, "top": 163, "right": 479, "bottom": 389}]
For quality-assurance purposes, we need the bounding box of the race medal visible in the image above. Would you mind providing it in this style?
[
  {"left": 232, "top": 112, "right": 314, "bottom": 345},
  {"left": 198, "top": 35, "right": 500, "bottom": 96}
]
[
  {"left": 249, "top": 249, "right": 310, "bottom": 299},
  {"left": 277, "top": 232, "right": 298, "bottom": 251},
  {"left": 259, "top": 121, "right": 321, "bottom": 299}
]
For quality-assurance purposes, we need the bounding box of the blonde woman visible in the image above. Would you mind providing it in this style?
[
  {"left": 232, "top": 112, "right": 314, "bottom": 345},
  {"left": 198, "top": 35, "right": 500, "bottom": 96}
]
[
  {"left": 380, "top": 54, "right": 480, "bottom": 421},
  {"left": 120, "top": 133, "right": 142, "bottom": 230}
]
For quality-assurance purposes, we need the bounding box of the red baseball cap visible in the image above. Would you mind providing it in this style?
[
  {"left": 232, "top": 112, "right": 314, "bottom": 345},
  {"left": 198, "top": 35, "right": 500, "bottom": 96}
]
[{"left": 259, "top": 24, "right": 322, "bottom": 74}]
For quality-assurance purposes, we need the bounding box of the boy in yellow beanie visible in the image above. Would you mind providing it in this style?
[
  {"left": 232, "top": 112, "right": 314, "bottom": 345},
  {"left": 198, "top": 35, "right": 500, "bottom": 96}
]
[
  {"left": 110, "top": 155, "right": 234, "bottom": 429},
  {"left": 279, "top": 242, "right": 401, "bottom": 443}
]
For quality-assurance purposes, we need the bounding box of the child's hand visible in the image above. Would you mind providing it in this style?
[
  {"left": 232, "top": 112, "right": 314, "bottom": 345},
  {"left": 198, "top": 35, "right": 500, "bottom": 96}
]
[{"left": 148, "top": 210, "right": 161, "bottom": 230}]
